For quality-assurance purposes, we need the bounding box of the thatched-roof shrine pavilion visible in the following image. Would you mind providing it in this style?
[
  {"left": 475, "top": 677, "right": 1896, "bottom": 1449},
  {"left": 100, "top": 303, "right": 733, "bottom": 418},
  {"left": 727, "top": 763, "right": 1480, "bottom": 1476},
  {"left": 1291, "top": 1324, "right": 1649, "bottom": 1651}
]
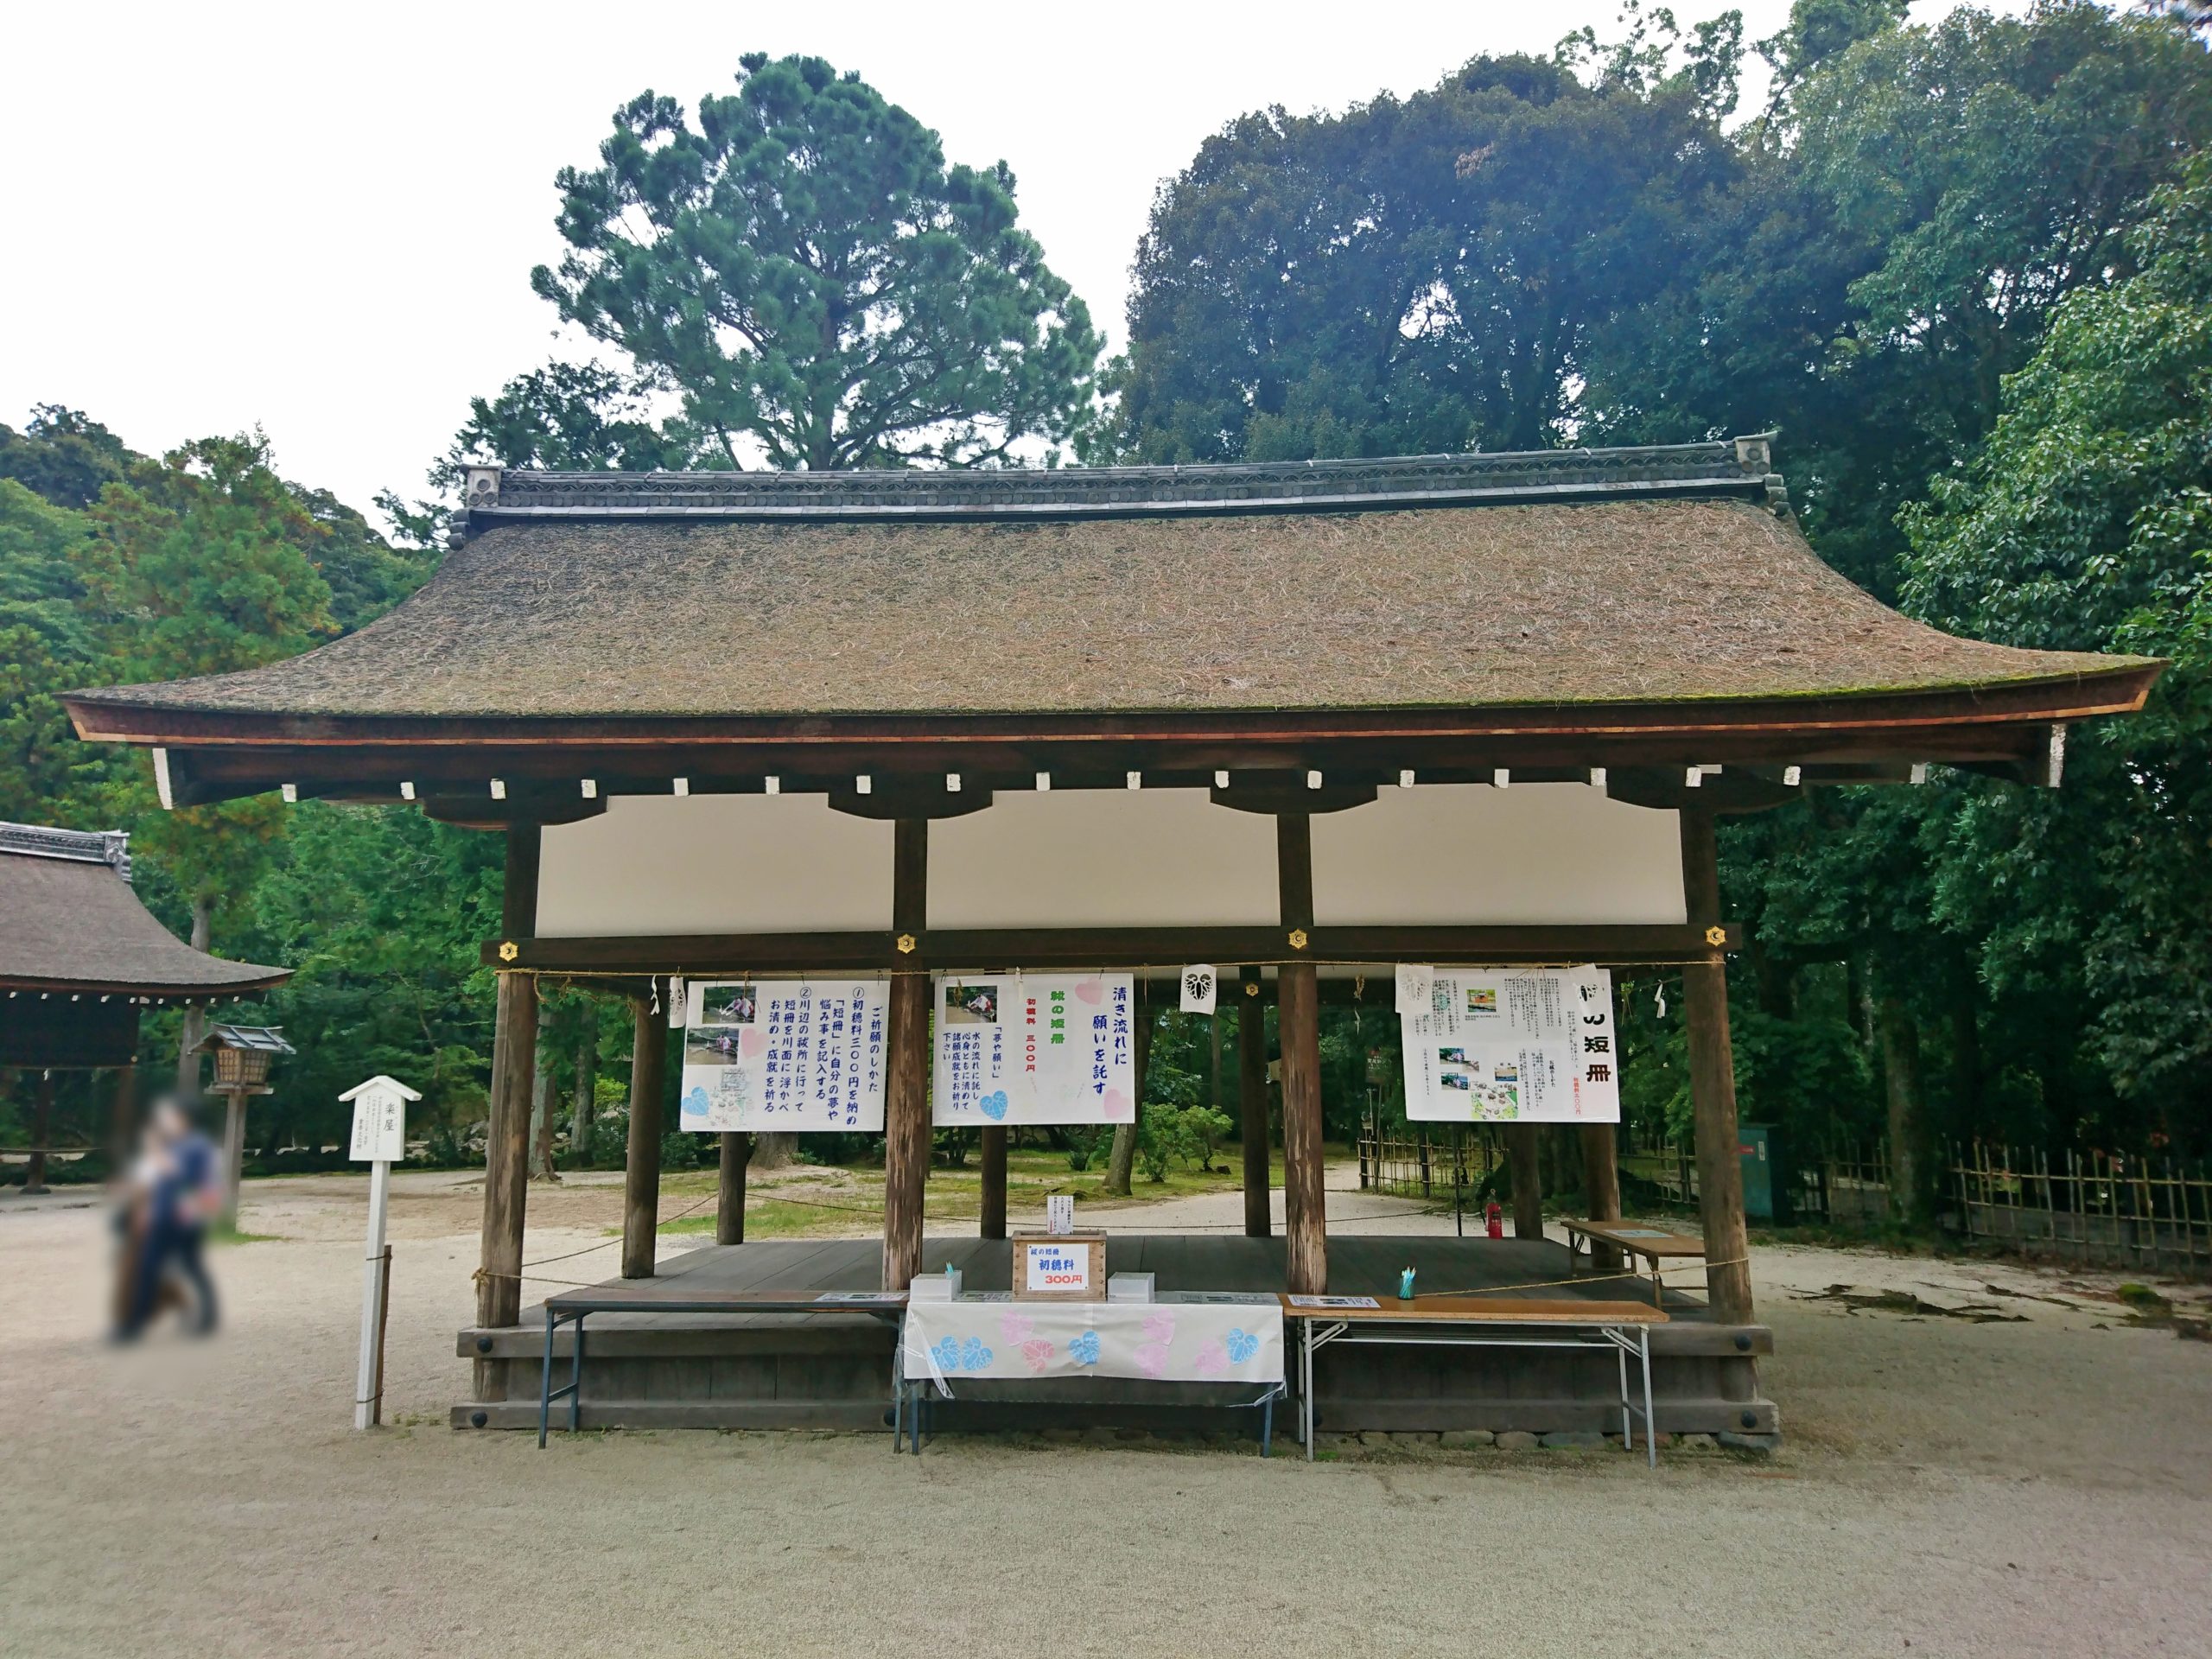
[
  {"left": 1, "top": 822, "right": 288, "bottom": 1191},
  {"left": 63, "top": 436, "right": 2156, "bottom": 1436}
]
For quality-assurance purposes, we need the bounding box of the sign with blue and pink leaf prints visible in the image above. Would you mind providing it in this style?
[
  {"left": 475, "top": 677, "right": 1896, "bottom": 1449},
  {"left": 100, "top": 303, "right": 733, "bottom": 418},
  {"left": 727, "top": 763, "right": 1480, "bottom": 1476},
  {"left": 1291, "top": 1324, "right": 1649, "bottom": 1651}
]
[
  {"left": 931, "top": 972, "right": 1137, "bottom": 1126},
  {"left": 678, "top": 979, "right": 889, "bottom": 1133}
]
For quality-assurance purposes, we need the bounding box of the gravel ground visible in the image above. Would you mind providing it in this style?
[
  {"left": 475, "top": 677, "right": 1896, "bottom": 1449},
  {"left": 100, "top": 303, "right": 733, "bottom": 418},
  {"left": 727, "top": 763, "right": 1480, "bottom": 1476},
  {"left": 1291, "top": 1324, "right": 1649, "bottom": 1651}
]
[{"left": 3, "top": 1170, "right": 2207, "bottom": 1659}]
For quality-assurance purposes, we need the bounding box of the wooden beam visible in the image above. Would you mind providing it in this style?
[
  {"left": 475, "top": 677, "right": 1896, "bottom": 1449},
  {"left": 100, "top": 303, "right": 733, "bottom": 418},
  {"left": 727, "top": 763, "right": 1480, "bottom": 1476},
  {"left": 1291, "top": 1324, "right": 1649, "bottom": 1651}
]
[
  {"left": 1211, "top": 781, "right": 1377, "bottom": 816},
  {"left": 717, "top": 1131, "right": 749, "bottom": 1246},
  {"left": 978, "top": 1126, "right": 1007, "bottom": 1239},
  {"left": 829, "top": 780, "right": 994, "bottom": 820},
  {"left": 620, "top": 984, "right": 667, "bottom": 1280},
  {"left": 1239, "top": 966, "right": 1270, "bottom": 1238},
  {"left": 485, "top": 921, "right": 1744, "bottom": 976},
  {"left": 880, "top": 819, "right": 931, "bottom": 1292},
  {"left": 1275, "top": 814, "right": 1327, "bottom": 1294},
  {"left": 474, "top": 823, "right": 540, "bottom": 1399},
  {"left": 1681, "top": 808, "right": 1754, "bottom": 1323}
]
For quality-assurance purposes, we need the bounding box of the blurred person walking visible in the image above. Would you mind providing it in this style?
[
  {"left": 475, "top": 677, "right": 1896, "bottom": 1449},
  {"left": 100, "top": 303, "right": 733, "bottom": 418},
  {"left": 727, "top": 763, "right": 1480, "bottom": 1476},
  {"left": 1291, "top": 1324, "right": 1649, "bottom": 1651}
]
[{"left": 112, "top": 1095, "right": 223, "bottom": 1339}]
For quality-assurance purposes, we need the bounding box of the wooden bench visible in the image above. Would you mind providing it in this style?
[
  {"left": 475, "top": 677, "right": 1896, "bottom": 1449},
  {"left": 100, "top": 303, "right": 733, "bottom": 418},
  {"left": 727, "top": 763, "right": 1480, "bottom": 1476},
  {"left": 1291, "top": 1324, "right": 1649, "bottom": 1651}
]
[
  {"left": 1278, "top": 1294, "right": 1670, "bottom": 1465},
  {"left": 535, "top": 1285, "right": 907, "bottom": 1447},
  {"left": 1562, "top": 1219, "right": 1707, "bottom": 1299}
]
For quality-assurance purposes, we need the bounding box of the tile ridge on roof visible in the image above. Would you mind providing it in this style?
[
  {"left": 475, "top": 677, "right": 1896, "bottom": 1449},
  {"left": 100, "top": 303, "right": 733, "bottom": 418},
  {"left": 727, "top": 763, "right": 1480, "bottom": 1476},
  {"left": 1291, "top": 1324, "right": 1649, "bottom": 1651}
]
[{"left": 467, "top": 437, "right": 1779, "bottom": 522}]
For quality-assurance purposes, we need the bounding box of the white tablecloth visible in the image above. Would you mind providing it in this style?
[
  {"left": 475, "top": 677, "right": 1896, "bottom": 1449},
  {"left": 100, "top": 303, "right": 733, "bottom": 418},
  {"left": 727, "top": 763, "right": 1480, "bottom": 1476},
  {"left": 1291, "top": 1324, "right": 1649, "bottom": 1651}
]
[{"left": 901, "top": 1294, "right": 1284, "bottom": 1392}]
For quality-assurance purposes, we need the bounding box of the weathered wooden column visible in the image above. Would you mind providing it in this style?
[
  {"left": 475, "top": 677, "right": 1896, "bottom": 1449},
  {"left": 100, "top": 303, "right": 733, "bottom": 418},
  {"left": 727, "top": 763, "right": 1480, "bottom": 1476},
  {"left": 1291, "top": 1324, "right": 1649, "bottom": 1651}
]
[
  {"left": 621, "top": 982, "right": 667, "bottom": 1278},
  {"left": 880, "top": 818, "right": 931, "bottom": 1292},
  {"left": 1506, "top": 1125, "right": 1543, "bottom": 1239},
  {"left": 107, "top": 1060, "right": 138, "bottom": 1164},
  {"left": 475, "top": 823, "right": 540, "bottom": 1397},
  {"left": 1580, "top": 1124, "right": 1624, "bottom": 1273},
  {"left": 978, "top": 1127, "right": 1007, "bottom": 1239},
  {"left": 716, "top": 1131, "right": 749, "bottom": 1245},
  {"left": 1681, "top": 807, "right": 1755, "bottom": 1323},
  {"left": 1238, "top": 967, "right": 1270, "bottom": 1237},
  {"left": 23, "top": 1070, "right": 54, "bottom": 1195},
  {"left": 1275, "top": 815, "right": 1327, "bottom": 1294}
]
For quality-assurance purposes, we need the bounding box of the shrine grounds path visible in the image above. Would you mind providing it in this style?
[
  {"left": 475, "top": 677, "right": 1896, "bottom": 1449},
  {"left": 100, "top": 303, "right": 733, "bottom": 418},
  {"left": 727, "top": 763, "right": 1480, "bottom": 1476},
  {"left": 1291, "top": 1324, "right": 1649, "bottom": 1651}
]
[{"left": 3, "top": 1166, "right": 2208, "bottom": 1659}]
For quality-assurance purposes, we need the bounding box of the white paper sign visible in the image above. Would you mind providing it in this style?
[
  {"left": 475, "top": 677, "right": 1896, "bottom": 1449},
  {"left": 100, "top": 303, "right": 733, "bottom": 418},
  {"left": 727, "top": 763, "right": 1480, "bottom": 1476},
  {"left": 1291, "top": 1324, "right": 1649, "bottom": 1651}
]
[
  {"left": 932, "top": 973, "right": 1137, "bottom": 1125},
  {"left": 1022, "top": 1239, "right": 1093, "bottom": 1294},
  {"left": 667, "top": 975, "right": 689, "bottom": 1029},
  {"left": 1046, "top": 1194, "right": 1075, "bottom": 1236},
  {"left": 1179, "top": 965, "right": 1217, "bottom": 1015},
  {"left": 1402, "top": 967, "right": 1620, "bottom": 1123},
  {"left": 678, "top": 979, "right": 890, "bottom": 1132},
  {"left": 1395, "top": 963, "right": 1435, "bottom": 1017}
]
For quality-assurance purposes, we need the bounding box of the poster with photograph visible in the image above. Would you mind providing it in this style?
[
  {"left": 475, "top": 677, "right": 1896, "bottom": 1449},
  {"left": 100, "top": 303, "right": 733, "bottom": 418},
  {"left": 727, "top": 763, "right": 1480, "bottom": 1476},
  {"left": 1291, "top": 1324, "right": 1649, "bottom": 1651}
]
[
  {"left": 1401, "top": 967, "right": 1619, "bottom": 1123},
  {"left": 677, "top": 979, "right": 889, "bottom": 1133},
  {"left": 932, "top": 972, "right": 1137, "bottom": 1125}
]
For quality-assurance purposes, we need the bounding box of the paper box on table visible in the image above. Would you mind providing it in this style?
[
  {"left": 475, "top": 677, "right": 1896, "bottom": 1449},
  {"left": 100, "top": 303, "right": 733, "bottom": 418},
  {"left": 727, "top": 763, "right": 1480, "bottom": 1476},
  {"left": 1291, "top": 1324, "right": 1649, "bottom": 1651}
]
[
  {"left": 1011, "top": 1230, "right": 1106, "bottom": 1301},
  {"left": 1107, "top": 1273, "right": 1155, "bottom": 1304},
  {"left": 908, "top": 1270, "right": 961, "bottom": 1301}
]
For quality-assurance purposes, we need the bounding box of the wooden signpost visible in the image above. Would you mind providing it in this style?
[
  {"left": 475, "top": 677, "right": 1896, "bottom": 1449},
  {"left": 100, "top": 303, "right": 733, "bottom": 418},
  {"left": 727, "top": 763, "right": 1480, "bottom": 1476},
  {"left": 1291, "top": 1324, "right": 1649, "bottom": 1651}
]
[{"left": 343, "top": 1074, "right": 419, "bottom": 1430}]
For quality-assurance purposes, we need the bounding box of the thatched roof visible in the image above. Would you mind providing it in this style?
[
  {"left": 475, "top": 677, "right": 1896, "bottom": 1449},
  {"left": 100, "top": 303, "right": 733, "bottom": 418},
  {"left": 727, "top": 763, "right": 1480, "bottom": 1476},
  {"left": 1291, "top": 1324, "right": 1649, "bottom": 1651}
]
[
  {"left": 0, "top": 824, "right": 289, "bottom": 996},
  {"left": 67, "top": 443, "right": 2145, "bottom": 723}
]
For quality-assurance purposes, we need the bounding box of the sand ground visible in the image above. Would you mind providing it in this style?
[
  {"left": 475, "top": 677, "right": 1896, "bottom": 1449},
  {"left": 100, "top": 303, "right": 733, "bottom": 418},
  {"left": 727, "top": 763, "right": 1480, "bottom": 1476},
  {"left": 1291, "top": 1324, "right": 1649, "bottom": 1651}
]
[{"left": 3, "top": 1167, "right": 2207, "bottom": 1659}]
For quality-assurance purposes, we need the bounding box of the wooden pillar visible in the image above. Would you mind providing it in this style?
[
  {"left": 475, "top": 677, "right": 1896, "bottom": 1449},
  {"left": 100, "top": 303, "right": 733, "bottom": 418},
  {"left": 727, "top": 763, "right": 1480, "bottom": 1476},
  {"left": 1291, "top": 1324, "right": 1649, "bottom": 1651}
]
[
  {"left": 1506, "top": 1125, "right": 1543, "bottom": 1239},
  {"left": 1238, "top": 967, "right": 1270, "bottom": 1236},
  {"left": 474, "top": 823, "right": 540, "bottom": 1397},
  {"left": 880, "top": 818, "right": 931, "bottom": 1293},
  {"left": 107, "top": 1060, "right": 137, "bottom": 1164},
  {"left": 23, "top": 1070, "right": 54, "bottom": 1195},
  {"left": 1275, "top": 815, "right": 1327, "bottom": 1294},
  {"left": 978, "top": 1127, "right": 1007, "bottom": 1239},
  {"left": 1580, "top": 1124, "right": 1624, "bottom": 1273},
  {"left": 715, "top": 1131, "right": 748, "bottom": 1245},
  {"left": 621, "top": 985, "right": 667, "bottom": 1278},
  {"left": 1682, "top": 807, "right": 1755, "bottom": 1323}
]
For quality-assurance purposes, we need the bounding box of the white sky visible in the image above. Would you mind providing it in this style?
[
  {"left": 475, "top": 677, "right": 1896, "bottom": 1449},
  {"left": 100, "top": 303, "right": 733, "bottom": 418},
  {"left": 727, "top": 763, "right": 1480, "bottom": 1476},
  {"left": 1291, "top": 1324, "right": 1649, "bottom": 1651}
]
[{"left": 1, "top": 1, "right": 2001, "bottom": 523}]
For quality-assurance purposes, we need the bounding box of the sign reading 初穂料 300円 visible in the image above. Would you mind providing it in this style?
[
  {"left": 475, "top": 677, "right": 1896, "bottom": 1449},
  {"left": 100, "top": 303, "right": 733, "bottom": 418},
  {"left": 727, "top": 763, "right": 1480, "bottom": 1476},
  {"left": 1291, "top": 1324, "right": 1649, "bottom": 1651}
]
[
  {"left": 678, "top": 979, "right": 889, "bottom": 1133},
  {"left": 1402, "top": 967, "right": 1620, "bottom": 1123},
  {"left": 931, "top": 973, "right": 1136, "bottom": 1126}
]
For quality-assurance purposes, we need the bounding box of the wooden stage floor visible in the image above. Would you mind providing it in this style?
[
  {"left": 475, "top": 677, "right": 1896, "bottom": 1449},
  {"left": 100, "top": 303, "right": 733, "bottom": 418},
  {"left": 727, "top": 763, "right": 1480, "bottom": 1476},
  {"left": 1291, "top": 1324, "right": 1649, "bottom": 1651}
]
[{"left": 456, "top": 1235, "right": 1776, "bottom": 1439}]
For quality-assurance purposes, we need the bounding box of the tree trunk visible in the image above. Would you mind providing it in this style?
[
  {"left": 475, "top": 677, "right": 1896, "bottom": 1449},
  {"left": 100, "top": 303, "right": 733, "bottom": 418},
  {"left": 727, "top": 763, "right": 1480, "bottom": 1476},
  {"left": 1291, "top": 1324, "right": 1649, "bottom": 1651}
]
[
  {"left": 1506, "top": 1126, "right": 1543, "bottom": 1238},
  {"left": 23, "top": 1071, "right": 54, "bottom": 1195},
  {"left": 175, "top": 897, "right": 213, "bottom": 1094},
  {"left": 1103, "top": 984, "right": 1151, "bottom": 1195},
  {"left": 752, "top": 1132, "right": 798, "bottom": 1172},
  {"left": 526, "top": 1002, "right": 557, "bottom": 1183},
  {"left": 570, "top": 1022, "right": 597, "bottom": 1170},
  {"left": 717, "top": 1131, "right": 749, "bottom": 1245},
  {"left": 1880, "top": 993, "right": 1933, "bottom": 1228}
]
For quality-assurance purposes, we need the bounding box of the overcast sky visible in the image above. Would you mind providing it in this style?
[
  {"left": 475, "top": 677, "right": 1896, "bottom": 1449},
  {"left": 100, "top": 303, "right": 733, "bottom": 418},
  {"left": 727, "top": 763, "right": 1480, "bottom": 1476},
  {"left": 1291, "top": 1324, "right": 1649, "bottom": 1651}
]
[{"left": 2, "top": 1, "right": 2003, "bottom": 524}]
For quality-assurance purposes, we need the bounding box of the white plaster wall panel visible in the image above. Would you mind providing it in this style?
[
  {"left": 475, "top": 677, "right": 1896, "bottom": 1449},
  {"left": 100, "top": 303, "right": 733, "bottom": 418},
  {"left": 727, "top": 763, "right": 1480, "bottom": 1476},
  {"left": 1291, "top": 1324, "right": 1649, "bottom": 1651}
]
[
  {"left": 1310, "top": 784, "right": 1684, "bottom": 926},
  {"left": 928, "top": 788, "right": 1279, "bottom": 928},
  {"left": 536, "top": 794, "right": 893, "bottom": 938}
]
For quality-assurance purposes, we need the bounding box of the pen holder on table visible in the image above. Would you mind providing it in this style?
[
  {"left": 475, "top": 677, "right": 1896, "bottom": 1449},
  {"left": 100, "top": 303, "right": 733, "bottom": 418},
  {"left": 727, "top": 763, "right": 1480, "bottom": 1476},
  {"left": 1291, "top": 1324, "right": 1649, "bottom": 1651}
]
[{"left": 1398, "top": 1267, "right": 1416, "bottom": 1300}]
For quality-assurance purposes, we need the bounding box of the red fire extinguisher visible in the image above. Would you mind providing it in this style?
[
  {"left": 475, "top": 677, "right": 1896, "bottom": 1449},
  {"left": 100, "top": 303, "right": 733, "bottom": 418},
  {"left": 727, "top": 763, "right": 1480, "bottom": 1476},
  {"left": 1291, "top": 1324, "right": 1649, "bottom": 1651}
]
[{"left": 1484, "top": 1199, "right": 1503, "bottom": 1239}]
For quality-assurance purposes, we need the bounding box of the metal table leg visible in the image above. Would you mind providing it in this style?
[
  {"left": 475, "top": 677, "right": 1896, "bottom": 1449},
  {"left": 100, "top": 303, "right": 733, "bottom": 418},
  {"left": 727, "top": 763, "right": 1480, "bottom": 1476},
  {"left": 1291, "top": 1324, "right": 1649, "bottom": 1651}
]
[
  {"left": 1615, "top": 1333, "right": 1630, "bottom": 1449},
  {"left": 537, "top": 1309, "right": 556, "bottom": 1448},
  {"left": 569, "top": 1312, "right": 586, "bottom": 1433},
  {"left": 1261, "top": 1391, "right": 1274, "bottom": 1459},
  {"left": 1302, "top": 1319, "right": 1315, "bottom": 1460},
  {"left": 1640, "top": 1327, "right": 1656, "bottom": 1469}
]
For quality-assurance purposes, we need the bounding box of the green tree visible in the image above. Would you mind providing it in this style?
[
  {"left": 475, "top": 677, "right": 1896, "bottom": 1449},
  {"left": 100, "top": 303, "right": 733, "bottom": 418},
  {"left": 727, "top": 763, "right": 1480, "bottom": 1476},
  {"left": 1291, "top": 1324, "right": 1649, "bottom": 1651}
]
[
  {"left": 531, "top": 53, "right": 1103, "bottom": 469},
  {"left": 1900, "top": 155, "right": 2212, "bottom": 1142},
  {"left": 0, "top": 480, "right": 110, "bottom": 821},
  {"left": 1121, "top": 8, "right": 1745, "bottom": 462},
  {"left": 74, "top": 435, "right": 339, "bottom": 1084}
]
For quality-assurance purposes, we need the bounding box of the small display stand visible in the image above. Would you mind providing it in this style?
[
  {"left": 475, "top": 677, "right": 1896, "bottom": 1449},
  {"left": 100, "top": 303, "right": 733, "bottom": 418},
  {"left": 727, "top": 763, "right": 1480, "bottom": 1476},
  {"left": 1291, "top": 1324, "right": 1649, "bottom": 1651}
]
[{"left": 1009, "top": 1230, "right": 1107, "bottom": 1300}]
